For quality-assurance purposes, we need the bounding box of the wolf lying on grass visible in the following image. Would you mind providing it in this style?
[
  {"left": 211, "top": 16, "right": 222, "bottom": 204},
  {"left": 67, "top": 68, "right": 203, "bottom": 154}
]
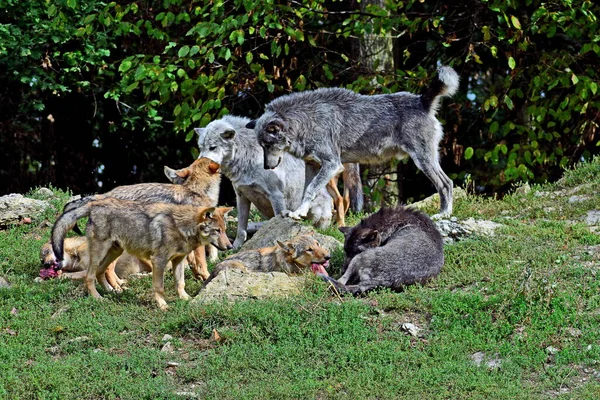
[
  {"left": 64, "top": 157, "right": 223, "bottom": 282},
  {"left": 196, "top": 115, "right": 357, "bottom": 248},
  {"left": 320, "top": 206, "right": 444, "bottom": 294},
  {"left": 52, "top": 198, "right": 232, "bottom": 309},
  {"left": 250, "top": 66, "right": 459, "bottom": 220},
  {"left": 204, "top": 234, "right": 331, "bottom": 285}
]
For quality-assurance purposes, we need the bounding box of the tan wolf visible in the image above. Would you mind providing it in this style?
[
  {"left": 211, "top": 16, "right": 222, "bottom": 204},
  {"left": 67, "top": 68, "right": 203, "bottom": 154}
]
[
  {"left": 64, "top": 157, "right": 223, "bottom": 282},
  {"left": 205, "top": 234, "right": 330, "bottom": 284},
  {"left": 51, "top": 197, "right": 232, "bottom": 309},
  {"left": 39, "top": 238, "right": 148, "bottom": 286}
]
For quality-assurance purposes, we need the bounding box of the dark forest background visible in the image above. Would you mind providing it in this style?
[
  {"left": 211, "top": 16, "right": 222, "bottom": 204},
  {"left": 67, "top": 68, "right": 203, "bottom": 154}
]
[{"left": 1, "top": 0, "right": 598, "bottom": 208}]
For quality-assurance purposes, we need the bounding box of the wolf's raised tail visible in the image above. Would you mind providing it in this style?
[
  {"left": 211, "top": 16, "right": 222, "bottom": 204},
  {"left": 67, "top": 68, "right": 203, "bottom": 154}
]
[
  {"left": 51, "top": 204, "right": 91, "bottom": 267},
  {"left": 420, "top": 65, "right": 460, "bottom": 114}
]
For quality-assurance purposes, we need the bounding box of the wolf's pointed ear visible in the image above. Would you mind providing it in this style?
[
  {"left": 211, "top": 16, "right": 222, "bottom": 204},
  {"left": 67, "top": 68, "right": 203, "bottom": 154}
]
[
  {"left": 276, "top": 240, "right": 294, "bottom": 255},
  {"left": 194, "top": 127, "right": 206, "bottom": 137},
  {"left": 208, "top": 161, "right": 220, "bottom": 174},
  {"left": 198, "top": 207, "right": 216, "bottom": 222},
  {"left": 367, "top": 230, "right": 381, "bottom": 244},
  {"left": 245, "top": 120, "right": 257, "bottom": 129},
  {"left": 164, "top": 166, "right": 189, "bottom": 184},
  {"left": 221, "top": 129, "right": 236, "bottom": 140},
  {"left": 339, "top": 226, "right": 352, "bottom": 236}
]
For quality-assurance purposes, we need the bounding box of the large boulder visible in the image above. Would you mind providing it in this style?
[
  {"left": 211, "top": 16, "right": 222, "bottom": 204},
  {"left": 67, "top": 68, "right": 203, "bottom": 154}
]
[
  {"left": 192, "top": 269, "right": 308, "bottom": 302},
  {"left": 0, "top": 194, "right": 50, "bottom": 227},
  {"left": 241, "top": 215, "right": 342, "bottom": 254},
  {"left": 435, "top": 217, "right": 503, "bottom": 244}
]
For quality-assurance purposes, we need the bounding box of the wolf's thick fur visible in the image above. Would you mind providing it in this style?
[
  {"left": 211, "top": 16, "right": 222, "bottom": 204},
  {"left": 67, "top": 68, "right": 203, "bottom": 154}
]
[
  {"left": 323, "top": 206, "right": 444, "bottom": 294},
  {"left": 63, "top": 157, "right": 222, "bottom": 281},
  {"left": 250, "top": 66, "right": 459, "bottom": 218},
  {"left": 205, "top": 234, "right": 330, "bottom": 285},
  {"left": 196, "top": 115, "right": 355, "bottom": 248},
  {"left": 51, "top": 198, "right": 232, "bottom": 309}
]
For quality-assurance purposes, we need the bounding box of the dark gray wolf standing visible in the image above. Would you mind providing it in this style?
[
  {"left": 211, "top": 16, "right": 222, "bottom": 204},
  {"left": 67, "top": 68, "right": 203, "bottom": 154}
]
[
  {"left": 64, "top": 157, "right": 224, "bottom": 281},
  {"left": 249, "top": 66, "right": 459, "bottom": 219},
  {"left": 51, "top": 198, "right": 232, "bottom": 309},
  {"left": 204, "top": 234, "right": 331, "bottom": 285},
  {"left": 321, "top": 206, "right": 444, "bottom": 294},
  {"left": 196, "top": 115, "right": 352, "bottom": 248}
]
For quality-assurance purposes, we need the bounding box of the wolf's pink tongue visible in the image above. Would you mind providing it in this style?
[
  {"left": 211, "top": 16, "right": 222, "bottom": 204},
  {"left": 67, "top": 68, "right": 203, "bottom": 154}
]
[{"left": 311, "top": 261, "right": 329, "bottom": 276}]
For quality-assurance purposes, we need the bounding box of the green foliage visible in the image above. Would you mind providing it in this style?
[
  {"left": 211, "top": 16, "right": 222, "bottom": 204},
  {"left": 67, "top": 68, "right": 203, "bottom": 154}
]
[{"left": 1, "top": 0, "right": 599, "bottom": 195}]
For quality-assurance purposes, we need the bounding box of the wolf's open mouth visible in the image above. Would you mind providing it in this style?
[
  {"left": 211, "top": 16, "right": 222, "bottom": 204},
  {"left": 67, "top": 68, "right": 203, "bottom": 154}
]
[{"left": 311, "top": 260, "right": 329, "bottom": 276}]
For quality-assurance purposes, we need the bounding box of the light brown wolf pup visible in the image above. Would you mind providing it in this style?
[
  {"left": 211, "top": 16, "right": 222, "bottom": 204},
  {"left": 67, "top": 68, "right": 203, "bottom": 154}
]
[
  {"left": 51, "top": 197, "right": 232, "bottom": 309},
  {"left": 205, "top": 234, "right": 330, "bottom": 284},
  {"left": 39, "top": 238, "right": 148, "bottom": 286}
]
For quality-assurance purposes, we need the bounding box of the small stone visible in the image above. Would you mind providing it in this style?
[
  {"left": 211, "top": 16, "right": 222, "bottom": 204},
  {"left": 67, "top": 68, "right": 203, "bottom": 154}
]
[
  {"left": 166, "top": 361, "right": 180, "bottom": 367},
  {"left": 33, "top": 277, "right": 45, "bottom": 284},
  {"left": 161, "top": 342, "right": 173, "bottom": 352},
  {"left": 515, "top": 183, "right": 531, "bottom": 195},
  {"left": 0, "top": 276, "right": 10, "bottom": 289},
  {"left": 162, "top": 334, "right": 173, "bottom": 342},
  {"left": 546, "top": 346, "right": 559, "bottom": 355},
  {"left": 568, "top": 195, "right": 590, "bottom": 203},
  {"left": 400, "top": 322, "right": 421, "bottom": 337},
  {"left": 34, "top": 188, "right": 55, "bottom": 199}
]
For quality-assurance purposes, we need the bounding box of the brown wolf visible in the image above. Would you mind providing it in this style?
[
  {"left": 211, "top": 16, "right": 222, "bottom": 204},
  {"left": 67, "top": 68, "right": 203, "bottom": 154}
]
[
  {"left": 64, "top": 157, "right": 223, "bottom": 282},
  {"left": 205, "top": 234, "right": 330, "bottom": 285},
  {"left": 51, "top": 197, "right": 232, "bottom": 309}
]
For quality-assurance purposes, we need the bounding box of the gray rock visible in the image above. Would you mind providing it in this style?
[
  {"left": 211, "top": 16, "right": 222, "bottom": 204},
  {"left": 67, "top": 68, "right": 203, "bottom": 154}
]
[
  {"left": 408, "top": 186, "right": 467, "bottom": 212},
  {"left": 34, "top": 187, "right": 55, "bottom": 199},
  {"left": 584, "top": 210, "right": 600, "bottom": 226},
  {"left": 546, "top": 346, "right": 559, "bottom": 355},
  {"left": 0, "top": 276, "right": 10, "bottom": 289},
  {"left": 471, "top": 351, "right": 502, "bottom": 369},
  {"left": 568, "top": 195, "right": 590, "bottom": 203},
  {"left": 400, "top": 322, "right": 421, "bottom": 337},
  {"left": 434, "top": 217, "right": 502, "bottom": 244},
  {"left": 193, "top": 268, "right": 308, "bottom": 302},
  {"left": 161, "top": 342, "right": 174, "bottom": 353},
  {"left": 0, "top": 194, "right": 50, "bottom": 226},
  {"left": 514, "top": 183, "right": 531, "bottom": 195},
  {"left": 162, "top": 334, "right": 173, "bottom": 342},
  {"left": 241, "top": 215, "right": 342, "bottom": 254}
]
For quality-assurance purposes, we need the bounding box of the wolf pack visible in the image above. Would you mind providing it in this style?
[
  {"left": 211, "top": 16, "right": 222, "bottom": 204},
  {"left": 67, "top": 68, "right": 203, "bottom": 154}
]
[{"left": 41, "top": 66, "right": 459, "bottom": 309}]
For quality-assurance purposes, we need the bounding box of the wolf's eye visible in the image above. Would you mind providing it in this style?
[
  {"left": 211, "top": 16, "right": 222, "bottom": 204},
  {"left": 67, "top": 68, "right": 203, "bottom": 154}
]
[
  {"left": 266, "top": 126, "right": 277, "bottom": 133},
  {"left": 209, "top": 146, "right": 217, "bottom": 151}
]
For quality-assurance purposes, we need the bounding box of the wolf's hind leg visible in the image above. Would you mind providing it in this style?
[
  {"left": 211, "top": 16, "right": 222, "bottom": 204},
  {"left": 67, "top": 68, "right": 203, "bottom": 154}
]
[{"left": 86, "top": 241, "right": 122, "bottom": 300}]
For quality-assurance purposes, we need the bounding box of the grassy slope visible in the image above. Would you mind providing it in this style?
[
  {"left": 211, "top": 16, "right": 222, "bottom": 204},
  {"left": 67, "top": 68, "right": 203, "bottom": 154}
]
[{"left": 1, "top": 159, "right": 599, "bottom": 399}]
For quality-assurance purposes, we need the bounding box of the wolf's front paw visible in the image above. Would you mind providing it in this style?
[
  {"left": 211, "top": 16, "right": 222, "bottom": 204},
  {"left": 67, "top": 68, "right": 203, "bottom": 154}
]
[{"left": 288, "top": 204, "right": 310, "bottom": 220}]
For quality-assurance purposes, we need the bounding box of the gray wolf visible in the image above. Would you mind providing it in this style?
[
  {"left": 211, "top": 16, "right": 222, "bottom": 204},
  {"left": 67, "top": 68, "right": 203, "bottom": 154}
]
[
  {"left": 51, "top": 198, "right": 232, "bottom": 309},
  {"left": 321, "top": 205, "right": 444, "bottom": 294},
  {"left": 205, "top": 234, "right": 330, "bottom": 285},
  {"left": 249, "top": 65, "right": 459, "bottom": 219},
  {"left": 196, "top": 115, "right": 352, "bottom": 248},
  {"left": 64, "top": 157, "right": 223, "bottom": 281}
]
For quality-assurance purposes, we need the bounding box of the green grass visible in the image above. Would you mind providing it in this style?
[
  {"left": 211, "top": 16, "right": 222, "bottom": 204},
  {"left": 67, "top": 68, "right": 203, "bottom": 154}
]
[{"left": 2, "top": 160, "right": 600, "bottom": 399}]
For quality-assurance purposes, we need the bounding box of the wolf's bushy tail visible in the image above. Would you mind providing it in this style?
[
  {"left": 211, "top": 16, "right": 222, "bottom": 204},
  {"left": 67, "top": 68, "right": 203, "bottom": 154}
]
[
  {"left": 63, "top": 195, "right": 97, "bottom": 214},
  {"left": 421, "top": 66, "right": 459, "bottom": 114},
  {"left": 343, "top": 163, "right": 364, "bottom": 213},
  {"left": 51, "top": 204, "right": 91, "bottom": 264}
]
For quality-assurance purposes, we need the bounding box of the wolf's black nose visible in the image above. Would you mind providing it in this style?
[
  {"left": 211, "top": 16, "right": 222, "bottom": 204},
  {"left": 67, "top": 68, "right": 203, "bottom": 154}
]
[
  {"left": 226, "top": 244, "right": 233, "bottom": 250},
  {"left": 325, "top": 255, "right": 331, "bottom": 260}
]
